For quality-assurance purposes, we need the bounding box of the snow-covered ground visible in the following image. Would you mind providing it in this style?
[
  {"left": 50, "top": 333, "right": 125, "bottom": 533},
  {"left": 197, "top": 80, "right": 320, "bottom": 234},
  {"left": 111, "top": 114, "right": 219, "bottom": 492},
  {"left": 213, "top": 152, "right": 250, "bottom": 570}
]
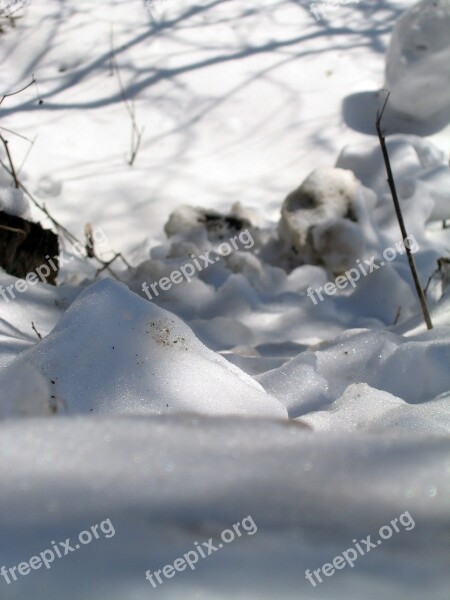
[{"left": 1, "top": 0, "right": 450, "bottom": 598}]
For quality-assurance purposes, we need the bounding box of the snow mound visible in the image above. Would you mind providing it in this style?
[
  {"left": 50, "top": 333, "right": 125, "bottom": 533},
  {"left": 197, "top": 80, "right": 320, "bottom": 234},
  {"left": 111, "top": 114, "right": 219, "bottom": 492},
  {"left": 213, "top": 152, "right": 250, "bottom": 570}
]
[
  {"left": 385, "top": 0, "right": 450, "bottom": 121},
  {"left": 301, "top": 383, "right": 450, "bottom": 435},
  {"left": 258, "top": 327, "right": 450, "bottom": 418},
  {"left": 0, "top": 280, "right": 287, "bottom": 419},
  {"left": 337, "top": 135, "right": 450, "bottom": 224}
]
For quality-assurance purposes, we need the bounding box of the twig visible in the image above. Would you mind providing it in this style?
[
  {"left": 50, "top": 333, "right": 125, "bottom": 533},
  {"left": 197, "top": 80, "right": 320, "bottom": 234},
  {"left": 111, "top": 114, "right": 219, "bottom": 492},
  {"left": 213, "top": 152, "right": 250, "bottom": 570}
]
[
  {"left": 17, "top": 134, "right": 37, "bottom": 175},
  {"left": 376, "top": 91, "right": 433, "bottom": 330},
  {"left": 84, "top": 223, "right": 95, "bottom": 258},
  {"left": 0, "top": 133, "right": 19, "bottom": 187},
  {"left": 0, "top": 125, "right": 33, "bottom": 142},
  {"left": 31, "top": 322, "right": 42, "bottom": 340},
  {"left": 0, "top": 77, "right": 129, "bottom": 280},
  {"left": 94, "top": 252, "right": 127, "bottom": 276},
  {"left": 0, "top": 76, "right": 35, "bottom": 106},
  {"left": 0, "top": 223, "right": 26, "bottom": 235},
  {"left": 110, "top": 27, "right": 144, "bottom": 166},
  {"left": 0, "top": 157, "right": 125, "bottom": 280},
  {"left": 393, "top": 306, "right": 402, "bottom": 326}
]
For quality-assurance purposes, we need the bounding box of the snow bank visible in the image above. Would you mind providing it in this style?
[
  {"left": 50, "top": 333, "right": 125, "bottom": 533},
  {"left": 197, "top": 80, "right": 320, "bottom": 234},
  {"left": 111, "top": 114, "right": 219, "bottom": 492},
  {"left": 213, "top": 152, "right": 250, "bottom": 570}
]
[
  {"left": 385, "top": 0, "right": 450, "bottom": 121},
  {"left": 337, "top": 135, "right": 450, "bottom": 224},
  {"left": 301, "top": 382, "right": 450, "bottom": 435},
  {"left": 0, "top": 279, "right": 286, "bottom": 419},
  {"left": 258, "top": 327, "right": 450, "bottom": 421}
]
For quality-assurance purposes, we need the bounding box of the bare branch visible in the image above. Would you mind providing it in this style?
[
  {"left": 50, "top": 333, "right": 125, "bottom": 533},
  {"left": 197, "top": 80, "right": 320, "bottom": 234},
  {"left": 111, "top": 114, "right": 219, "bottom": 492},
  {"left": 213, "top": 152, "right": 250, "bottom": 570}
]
[{"left": 376, "top": 91, "right": 433, "bottom": 330}]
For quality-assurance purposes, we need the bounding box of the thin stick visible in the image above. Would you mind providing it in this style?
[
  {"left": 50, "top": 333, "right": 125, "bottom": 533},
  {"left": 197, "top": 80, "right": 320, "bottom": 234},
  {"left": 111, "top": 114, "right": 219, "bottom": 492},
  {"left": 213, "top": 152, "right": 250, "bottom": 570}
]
[
  {"left": 0, "top": 158, "right": 124, "bottom": 280},
  {"left": 0, "top": 134, "right": 19, "bottom": 187},
  {"left": 0, "top": 76, "right": 35, "bottom": 106},
  {"left": 110, "top": 27, "right": 144, "bottom": 166},
  {"left": 31, "top": 322, "right": 42, "bottom": 340},
  {"left": 376, "top": 92, "right": 433, "bottom": 330},
  {"left": 17, "top": 134, "right": 37, "bottom": 175},
  {"left": 0, "top": 78, "right": 129, "bottom": 281}
]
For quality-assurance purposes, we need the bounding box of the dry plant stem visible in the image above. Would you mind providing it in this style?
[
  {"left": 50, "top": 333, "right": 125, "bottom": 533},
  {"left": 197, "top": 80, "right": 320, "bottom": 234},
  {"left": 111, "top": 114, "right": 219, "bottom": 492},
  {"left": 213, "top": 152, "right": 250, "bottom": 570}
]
[
  {"left": 0, "top": 77, "right": 129, "bottom": 278},
  {"left": 0, "top": 76, "right": 35, "bottom": 106},
  {"left": 31, "top": 321, "right": 42, "bottom": 340},
  {"left": 0, "top": 158, "right": 124, "bottom": 280},
  {"left": 110, "top": 27, "right": 144, "bottom": 166},
  {"left": 0, "top": 134, "right": 19, "bottom": 187},
  {"left": 376, "top": 92, "right": 433, "bottom": 330}
]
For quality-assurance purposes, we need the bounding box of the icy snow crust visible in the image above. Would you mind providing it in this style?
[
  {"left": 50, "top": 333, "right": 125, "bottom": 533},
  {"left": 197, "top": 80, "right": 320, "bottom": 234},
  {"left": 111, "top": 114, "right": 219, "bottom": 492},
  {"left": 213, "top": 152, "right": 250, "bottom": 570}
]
[{"left": 1, "top": 0, "right": 450, "bottom": 599}]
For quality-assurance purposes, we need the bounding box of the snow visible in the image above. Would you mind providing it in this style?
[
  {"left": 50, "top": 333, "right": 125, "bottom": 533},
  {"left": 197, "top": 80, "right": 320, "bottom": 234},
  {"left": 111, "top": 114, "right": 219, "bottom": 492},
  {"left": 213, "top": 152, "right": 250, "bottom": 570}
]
[
  {"left": 1, "top": 416, "right": 449, "bottom": 600},
  {"left": 1, "top": 0, "right": 450, "bottom": 598},
  {"left": 278, "top": 167, "right": 364, "bottom": 271},
  {"left": 0, "top": 279, "right": 287, "bottom": 418},
  {"left": 385, "top": 0, "right": 450, "bottom": 121},
  {"left": 258, "top": 327, "right": 450, "bottom": 418}
]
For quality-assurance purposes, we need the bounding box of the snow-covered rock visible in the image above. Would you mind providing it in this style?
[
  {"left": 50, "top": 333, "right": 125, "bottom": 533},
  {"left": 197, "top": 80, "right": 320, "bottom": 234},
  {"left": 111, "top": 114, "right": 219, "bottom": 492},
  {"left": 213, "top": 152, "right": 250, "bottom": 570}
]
[
  {"left": 385, "top": 0, "right": 450, "bottom": 121},
  {"left": 0, "top": 279, "right": 286, "bottom": 419},
  {"left": 278, "top": 168, "right": 370, "bottom": 272}
]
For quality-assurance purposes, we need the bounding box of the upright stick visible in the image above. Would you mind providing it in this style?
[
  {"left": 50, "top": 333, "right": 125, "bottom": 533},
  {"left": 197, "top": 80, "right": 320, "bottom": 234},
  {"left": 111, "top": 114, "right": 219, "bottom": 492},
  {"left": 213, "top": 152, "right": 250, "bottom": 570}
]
[{"left": 376, "top": 92, "right": 433, "bottom": 330}]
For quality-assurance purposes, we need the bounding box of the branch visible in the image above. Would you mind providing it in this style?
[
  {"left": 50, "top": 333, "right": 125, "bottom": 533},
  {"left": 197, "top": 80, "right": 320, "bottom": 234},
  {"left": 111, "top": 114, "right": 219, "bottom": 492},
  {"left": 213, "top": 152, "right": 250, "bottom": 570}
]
[
  {"left": 376, "top": 91, "right": 433, "bottom": 330},
  {"left": 0, "top": 76, "right": 36, "bottom": 106},
  {"left": 110, "top": 26, "right": 144, "bottom": 166}
]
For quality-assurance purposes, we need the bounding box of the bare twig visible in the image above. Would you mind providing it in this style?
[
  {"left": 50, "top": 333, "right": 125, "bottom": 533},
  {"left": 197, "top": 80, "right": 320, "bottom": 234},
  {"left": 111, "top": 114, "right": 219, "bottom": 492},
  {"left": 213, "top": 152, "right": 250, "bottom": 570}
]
[
  {"left": 0, "top": 157, "right": 126, "bottom": 279},
  {"left": 17, "top": 134, "right": 37, "bottom": 175},
  {"left": 0, "top": 76, "right": 35, "bottom": 106},
  {"left": 376, "top": 91, "right": 433, "bottom": 330},
  {"left": 0, "top": 223, "right": 26, "bottom": 235},
  {"left": 0, "top": 133, "right": 19, "bottom": 187},
  {"left": 0, "top": 77, "right": 129, "bottom": 281},
  {"left": 84, "top": 223, "right": 95, "bottom": 258},
  {"left": 0, "top": 125, "right": 33, "bottom": 142},
  {"left": 110, "top": 27, "right": 144, "bottom": 166},
  {"left": 31, "top": 322, "right": 42, "bottom": 340}
]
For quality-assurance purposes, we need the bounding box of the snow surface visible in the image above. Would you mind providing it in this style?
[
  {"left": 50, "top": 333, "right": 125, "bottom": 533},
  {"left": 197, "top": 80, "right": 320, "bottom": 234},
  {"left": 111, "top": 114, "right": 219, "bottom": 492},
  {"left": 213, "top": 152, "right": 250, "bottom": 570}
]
[
  {"left": 1, "top": 0, "right": 450, "bottom": 599},
  {"left": 0, "top": 279, "right": 287, "bottom": 418},
  {"left": 385, "top": 0, "right": 450, "bottom": 121}
]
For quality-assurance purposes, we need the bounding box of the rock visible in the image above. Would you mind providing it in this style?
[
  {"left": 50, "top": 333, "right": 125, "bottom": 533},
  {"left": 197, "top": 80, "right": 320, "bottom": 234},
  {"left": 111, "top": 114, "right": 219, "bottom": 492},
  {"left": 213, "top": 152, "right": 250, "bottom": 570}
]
[{"left": 278, "top": 167, "right": 364, "bottom": 272}]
